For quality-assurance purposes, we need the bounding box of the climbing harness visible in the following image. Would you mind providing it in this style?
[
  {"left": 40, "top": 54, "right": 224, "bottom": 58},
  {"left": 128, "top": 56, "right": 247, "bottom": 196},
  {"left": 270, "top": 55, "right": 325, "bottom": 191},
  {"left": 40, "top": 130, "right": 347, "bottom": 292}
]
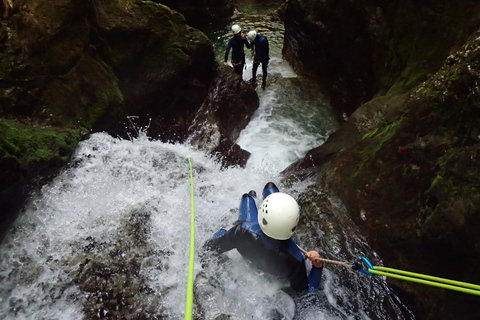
[
  {"left": 184, "top": 157, "right": 195, "bottom": 320},
  {"left": 298, "top": 244, "right": 480, "bottom": 296}
]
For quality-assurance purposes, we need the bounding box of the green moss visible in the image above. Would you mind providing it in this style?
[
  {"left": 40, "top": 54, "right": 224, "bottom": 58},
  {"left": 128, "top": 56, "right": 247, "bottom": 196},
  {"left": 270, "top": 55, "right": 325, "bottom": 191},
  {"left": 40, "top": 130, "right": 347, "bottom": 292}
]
[
  {"left": 42, "top": 53, "right": 124, "bottom": 129},
  {"left": 384, "top": 27, "right": 450, "bottom": 96},
  {"left": 362, "top": 128, "right": 378, "bottom": 139},
  {"left": 429, "top": 174, "right": 444, "bottom": 191},
  {"left": 0, "top": 119, "right": 83, "bottom": 167},
  {"left": 353, "top": 117, "right": 404, "bottom": 180}
]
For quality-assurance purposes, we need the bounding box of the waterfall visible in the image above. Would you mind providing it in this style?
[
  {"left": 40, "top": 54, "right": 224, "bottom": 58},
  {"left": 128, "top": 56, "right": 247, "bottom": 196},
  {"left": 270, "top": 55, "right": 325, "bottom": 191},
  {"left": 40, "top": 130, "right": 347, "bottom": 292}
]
[
  {"left": 0, "top": 133, "right": 308, "bottom": 319},
  {"left": 0, "top": 4, "right": 416, "bottom": 320}
]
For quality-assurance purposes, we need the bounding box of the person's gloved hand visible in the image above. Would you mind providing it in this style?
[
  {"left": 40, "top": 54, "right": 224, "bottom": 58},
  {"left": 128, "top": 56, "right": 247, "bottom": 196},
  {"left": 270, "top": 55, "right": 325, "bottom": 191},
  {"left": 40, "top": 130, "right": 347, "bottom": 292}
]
[{"left": 306, "top": 251, "right": 323, "bottom": 268}]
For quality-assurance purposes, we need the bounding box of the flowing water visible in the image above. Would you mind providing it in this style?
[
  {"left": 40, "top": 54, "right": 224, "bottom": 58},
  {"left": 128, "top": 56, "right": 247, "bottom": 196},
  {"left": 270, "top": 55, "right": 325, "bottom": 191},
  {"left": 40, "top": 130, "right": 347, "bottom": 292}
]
[
  {"left": 0, "top": 3, "right": 416, "bottom": 320},
  {"left": 209, "top": 5, "right": 339, "bottom": 173}
]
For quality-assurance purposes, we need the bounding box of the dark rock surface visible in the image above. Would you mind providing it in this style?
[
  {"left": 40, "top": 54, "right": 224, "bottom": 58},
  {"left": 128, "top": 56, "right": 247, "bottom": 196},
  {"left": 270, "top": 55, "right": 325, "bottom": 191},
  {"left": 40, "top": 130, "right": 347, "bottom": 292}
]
[
  {"left": 283, "top": 0, "right": 480, "bottom": 122},
  {"left": 188, "top": 66, "right": 259, "bottom": 167},
  {"left": 285, "top": 20, "right": 480, "bottom": 320}
]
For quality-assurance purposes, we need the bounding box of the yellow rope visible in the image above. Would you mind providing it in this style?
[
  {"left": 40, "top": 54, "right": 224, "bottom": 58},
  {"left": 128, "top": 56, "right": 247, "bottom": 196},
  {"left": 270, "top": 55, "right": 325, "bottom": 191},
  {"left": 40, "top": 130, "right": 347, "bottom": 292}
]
[{"left": 184, "top": 157, "right": 195, "bottom": 319}]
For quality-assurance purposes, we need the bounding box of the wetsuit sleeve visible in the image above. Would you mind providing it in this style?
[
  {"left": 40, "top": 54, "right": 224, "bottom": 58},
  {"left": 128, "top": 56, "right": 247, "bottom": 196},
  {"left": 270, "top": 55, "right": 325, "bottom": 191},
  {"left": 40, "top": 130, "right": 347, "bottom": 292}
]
[
  {"left": 307, "top": 266, "right": 323, "bottom": 292},
  {"left": 224, "top": 38, "right": 232, "bottom": 62},
  {"left": 204, "top": 223, "right": 242, "bottom": 253},
  {"left": 244, "top": 38, "right": 251, "bottom": 49},
  {"left": 288, "top": 259, "right": 310, "bottom": 292}
]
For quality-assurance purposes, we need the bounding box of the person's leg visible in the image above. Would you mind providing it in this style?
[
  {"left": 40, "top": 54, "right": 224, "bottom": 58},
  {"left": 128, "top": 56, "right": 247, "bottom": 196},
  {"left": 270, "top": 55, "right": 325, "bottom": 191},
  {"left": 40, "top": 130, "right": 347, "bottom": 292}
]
[
  {"left": 252, "top": 61, "right": 260, "bottom": 83},
  {"left": 261, "top": 60, "right": 268, "bottom": 88},
  {"left": 234, "top": 63, "right": 243, "bottom": 76},
  {"left": 238, "top": 193, "right": 258, "bottom": 223}
]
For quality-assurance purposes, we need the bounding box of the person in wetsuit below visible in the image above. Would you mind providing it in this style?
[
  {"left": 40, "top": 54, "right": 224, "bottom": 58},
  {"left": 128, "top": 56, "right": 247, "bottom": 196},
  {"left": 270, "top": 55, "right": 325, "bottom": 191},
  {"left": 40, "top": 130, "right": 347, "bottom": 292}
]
[
  {"left": 204, "top": 182, "right": 323, "bottom": 292},
  {"left": 224, "top": 24, "right": 251, "bottom": 78},
  {"left": 247, "top": 30, "right": 270, "bottom": 89}
]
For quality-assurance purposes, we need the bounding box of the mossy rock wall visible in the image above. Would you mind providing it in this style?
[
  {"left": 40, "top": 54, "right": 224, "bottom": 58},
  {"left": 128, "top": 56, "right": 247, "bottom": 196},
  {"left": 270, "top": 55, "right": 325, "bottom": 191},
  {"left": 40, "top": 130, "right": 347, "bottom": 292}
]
[
  {"left": 282, "top": 0, "right": 480, "bottom": 120},
  {"left": 0, "top": 0, "right": 217, "bottom": 241},
  {"left": 286, "top": 27, "right": 480, "bottom": 320}
]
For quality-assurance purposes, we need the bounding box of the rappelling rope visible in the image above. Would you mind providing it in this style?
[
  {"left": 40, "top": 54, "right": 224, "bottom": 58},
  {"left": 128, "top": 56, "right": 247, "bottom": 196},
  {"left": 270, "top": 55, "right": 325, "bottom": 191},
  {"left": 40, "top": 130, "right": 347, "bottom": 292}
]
[
  {"left": 297, "top": 245, "right": 353, "bottom": 268},
  {"left": 298, "top": 244, "right": 480, "bottom": 296},
  {"left": 366, "top": 264, "right": 480, "bottom": 296},
  {"left": 184, "top": 157, "right": 195, "bottom": 320}
]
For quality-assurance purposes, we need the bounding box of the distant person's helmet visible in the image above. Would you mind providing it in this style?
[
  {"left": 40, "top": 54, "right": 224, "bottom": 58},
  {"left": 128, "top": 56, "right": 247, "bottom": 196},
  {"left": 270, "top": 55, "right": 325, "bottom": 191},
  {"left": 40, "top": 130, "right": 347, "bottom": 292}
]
[
  {"left": 258, "top": 193, "right": 300, "bottom": 240},
  {"left": 247, "top": 30, "right": 257, "bottom": 41},
  {"left": 232, "top": 24, "right": 242, "bottom": 34}
]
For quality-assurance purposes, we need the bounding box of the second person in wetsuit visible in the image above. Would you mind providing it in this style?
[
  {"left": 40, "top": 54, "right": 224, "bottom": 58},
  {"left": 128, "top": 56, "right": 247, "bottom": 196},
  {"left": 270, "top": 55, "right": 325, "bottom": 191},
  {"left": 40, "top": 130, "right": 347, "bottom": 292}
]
[
  {"left": 224, "top": 24, "right": 251, "bottom": 78},
  {"left": 247, "top": 30, "right": 270, "bottom": 89}
]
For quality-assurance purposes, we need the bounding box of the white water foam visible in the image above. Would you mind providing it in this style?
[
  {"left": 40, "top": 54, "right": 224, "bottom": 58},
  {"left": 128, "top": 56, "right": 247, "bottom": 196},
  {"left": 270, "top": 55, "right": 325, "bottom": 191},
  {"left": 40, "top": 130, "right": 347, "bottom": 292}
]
[
  {"left": 0, "top": 133, "right": 311, "bottom": 319},
  {"left": 237, "top": 71, "right": 339, "bottom": 173},
  {"left": 0, "top": 131, "right": 414, "bottom": 319}
]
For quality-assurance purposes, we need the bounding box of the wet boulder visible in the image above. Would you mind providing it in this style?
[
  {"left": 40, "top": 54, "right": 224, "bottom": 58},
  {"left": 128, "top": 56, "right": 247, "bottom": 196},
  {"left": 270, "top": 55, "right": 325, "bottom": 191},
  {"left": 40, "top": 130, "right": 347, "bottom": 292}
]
[{"left": 188, "top": 66, "right": 259, "bottom": 167}]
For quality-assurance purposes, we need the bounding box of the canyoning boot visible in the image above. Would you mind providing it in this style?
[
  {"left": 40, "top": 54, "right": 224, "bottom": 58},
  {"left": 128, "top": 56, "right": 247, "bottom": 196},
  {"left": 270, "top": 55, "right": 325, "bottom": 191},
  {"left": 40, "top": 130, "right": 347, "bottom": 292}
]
[
  {"left": 261, "top": 80, "right": 266, "bottom": 89},
  {"left": 263, "top": 182, "right": 279, "bottom": 199}
]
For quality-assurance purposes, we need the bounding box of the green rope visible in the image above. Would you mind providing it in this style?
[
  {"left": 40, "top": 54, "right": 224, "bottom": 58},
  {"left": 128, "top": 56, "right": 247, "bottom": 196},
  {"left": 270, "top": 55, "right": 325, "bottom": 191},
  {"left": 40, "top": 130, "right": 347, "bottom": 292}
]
[
  {"left": 368, "top": 266, "right": 480, "bottom": 296},
  {"left": 297, "top": 250, "right": 480, "bottom": 296},
  {"left": 184, "top": 157, "right": 195, "bottom": 320}
]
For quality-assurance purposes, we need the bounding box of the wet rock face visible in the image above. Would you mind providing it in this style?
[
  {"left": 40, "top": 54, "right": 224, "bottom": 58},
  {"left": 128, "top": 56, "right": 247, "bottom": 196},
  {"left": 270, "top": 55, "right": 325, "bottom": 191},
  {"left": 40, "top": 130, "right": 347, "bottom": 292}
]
[
  {"left": 0, "top": 0, "right": 217, "bottom": 138},
  {"left": 282, "top": 0, "right": 480, "bottom": 122},
  {"left": 282, "top": 0, "right": 377, "bottom": 120},
  {"left": 69, "top": 210, "right": 171, "bottom": 319},
  {"left": 286, "top": 29, "right": 480, "bottom": 320},
  {"left": 188, "top": 66, "right": 259, "bottom": 167}
]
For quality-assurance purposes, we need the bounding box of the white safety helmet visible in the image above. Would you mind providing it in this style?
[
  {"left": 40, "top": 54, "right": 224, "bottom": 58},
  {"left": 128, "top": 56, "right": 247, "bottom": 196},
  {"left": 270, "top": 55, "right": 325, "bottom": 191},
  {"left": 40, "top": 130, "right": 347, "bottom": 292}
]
[
  {"left": 232, "top": 24, "right": 242, "bottom": 34},
  {"left": 258, "top": 193, "right": 300, "bottom": 240},
  {"left": 247, "top": 30, "right": 257, "bottom": 42}
]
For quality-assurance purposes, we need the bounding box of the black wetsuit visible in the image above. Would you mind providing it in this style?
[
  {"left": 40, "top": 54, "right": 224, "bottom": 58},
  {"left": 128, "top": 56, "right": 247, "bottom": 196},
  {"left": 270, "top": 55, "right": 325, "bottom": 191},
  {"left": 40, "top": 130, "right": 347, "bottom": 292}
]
[
  {"left": 250, "top": 33, "right": 270, "bottom": 88},
  {"left": 225, "top": 34, "right": 251, "bottom": 76}
]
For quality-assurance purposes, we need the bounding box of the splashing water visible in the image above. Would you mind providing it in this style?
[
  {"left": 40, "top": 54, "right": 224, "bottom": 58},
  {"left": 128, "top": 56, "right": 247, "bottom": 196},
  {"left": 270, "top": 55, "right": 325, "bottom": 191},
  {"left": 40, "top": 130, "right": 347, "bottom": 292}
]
[
  {"left": 0, "top": 5, "right": 415, "bottom": 320},
  {"left": 0, "top": 133, "right": 414, "bottom": 319},
  {"left": 209, "top": 10, "right": 339, "bottom": 173},
  {"left": 0, "top": 133, "right": 291, "bottom": 319}
]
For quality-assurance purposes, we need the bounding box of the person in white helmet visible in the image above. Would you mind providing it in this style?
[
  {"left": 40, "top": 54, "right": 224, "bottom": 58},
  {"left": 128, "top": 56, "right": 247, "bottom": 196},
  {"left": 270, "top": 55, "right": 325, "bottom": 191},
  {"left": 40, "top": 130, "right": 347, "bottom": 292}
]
[
  {"left": 204, "top": 182, "right": 323, "bottom": 292},
  {"left": 247, "top": 30, "right": 270, "bottom": 89},
  {"left": 224, "top": 24, "right": 251, "bottom": 77}
]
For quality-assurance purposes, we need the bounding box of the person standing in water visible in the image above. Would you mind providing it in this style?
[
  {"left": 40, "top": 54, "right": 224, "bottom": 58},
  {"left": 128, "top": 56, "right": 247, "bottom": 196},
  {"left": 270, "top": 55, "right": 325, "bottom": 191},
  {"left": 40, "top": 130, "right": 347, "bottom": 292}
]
[
  {"left": 224, "top": 24, "right": 251, "bottom": 78},
  {"left": 204, "top": 182, "right": 323, "bottom": 293},
  {"left": 247, "top": 30, "right": 270, "bottom": 89}
]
